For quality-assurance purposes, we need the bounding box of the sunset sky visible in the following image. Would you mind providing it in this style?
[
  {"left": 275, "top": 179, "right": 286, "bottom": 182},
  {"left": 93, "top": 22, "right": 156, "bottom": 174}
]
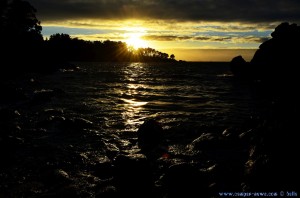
[{"left": 27, "top": 0, "right": 300, "bottom": 62}]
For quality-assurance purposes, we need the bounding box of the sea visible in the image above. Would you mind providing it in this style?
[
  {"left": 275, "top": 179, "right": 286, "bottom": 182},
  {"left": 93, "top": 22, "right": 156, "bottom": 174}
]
[
  {"left": 1, "top": 61, "right": 270, "bottom": 197},
  {"left": 0, "top": 62, "right": 298, "bottom": 198},
  {"left": 37, "top": 62, "right": 264, "bottom": 133}
]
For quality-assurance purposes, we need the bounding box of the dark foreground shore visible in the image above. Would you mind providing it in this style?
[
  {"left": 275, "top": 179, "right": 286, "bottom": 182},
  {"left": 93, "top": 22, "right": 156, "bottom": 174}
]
[{"left": 0, "top": 69, "right": 298, "bottom": 198}]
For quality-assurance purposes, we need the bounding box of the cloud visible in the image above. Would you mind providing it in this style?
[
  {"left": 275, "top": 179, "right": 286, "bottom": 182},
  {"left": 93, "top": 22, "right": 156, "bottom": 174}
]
[
  {"left": 143, "top": 35, "right": 193, "bottom": 41},
  {"left": 28, "top": 0, "right": 300, "bottom": 23},
  {"left": 142, "top": 34, "right": 269, "bottom": 44},
  {"left": 32, "top": 0, "right": 284, "bottom": 51},
  {"left": 231, "top": 36, "right": 270, "bottom": 44}
]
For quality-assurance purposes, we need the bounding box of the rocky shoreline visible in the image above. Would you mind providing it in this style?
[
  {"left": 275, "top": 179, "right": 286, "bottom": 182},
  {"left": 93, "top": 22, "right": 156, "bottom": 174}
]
[
  {"left": 1, "top": 23, "right": 299, "bottom": 197},
  {"left": 0, "top": 69, "right": 298, "bottom": 197}
]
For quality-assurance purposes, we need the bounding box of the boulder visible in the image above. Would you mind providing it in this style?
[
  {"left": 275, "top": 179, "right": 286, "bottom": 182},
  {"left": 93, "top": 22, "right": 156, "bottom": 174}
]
[
  {"left": 230, "top": 22, "right": 300, "bottom": 86},
  {"left": 137, "top": 119, "right": 168, "bottom": 159}
]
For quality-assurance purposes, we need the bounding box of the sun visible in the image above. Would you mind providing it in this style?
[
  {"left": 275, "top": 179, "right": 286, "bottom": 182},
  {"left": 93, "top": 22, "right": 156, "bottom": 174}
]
[{"left": 126, "top": 33, "right": 148, "bottom": 49}]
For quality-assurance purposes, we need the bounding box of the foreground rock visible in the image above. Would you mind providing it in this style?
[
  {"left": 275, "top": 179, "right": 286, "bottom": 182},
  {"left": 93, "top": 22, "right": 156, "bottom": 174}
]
[
  {"left": 229, "top": 22, "right": 299, "bottom": 193},
  {"left": 137, "top": 119, "right": 169, "bottom": 160},
  {"left": 230, "top": 22, "right": 300, "bottom": 87}
]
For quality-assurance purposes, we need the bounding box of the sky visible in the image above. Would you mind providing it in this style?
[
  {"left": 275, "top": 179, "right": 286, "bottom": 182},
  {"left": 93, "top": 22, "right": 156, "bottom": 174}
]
[{"left": 27, "top": 0, "right": 300, "bottom": 62}]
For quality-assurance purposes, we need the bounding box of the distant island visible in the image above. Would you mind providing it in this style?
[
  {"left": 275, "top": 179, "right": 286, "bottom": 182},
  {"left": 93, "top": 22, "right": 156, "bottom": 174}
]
[{"left": 0, "top": 0, "right": 177, "bottom": 74}]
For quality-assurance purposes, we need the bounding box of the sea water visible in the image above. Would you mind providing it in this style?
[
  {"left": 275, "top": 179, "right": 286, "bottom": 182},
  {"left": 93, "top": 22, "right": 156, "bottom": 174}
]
[{"left": 37, "top": 62, "right": 263, "bottom": 134}]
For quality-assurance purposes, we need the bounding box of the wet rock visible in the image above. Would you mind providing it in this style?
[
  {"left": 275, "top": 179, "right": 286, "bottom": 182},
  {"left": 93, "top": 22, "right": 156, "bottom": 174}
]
[
  {"left": 186, "top": 132, "right": 221, "bottom": 151},
  {"left": 244, "top": 154, "right": 271, "bottom": 191},
  {"left": 239, "top": 129, "right": 256, "bottom": 144},
  {"left": 160, "top": 162, "right": 209, "bottom": 197},
  {"left": 80, "top": 153, "right": 113, "bottom": 179},
  {"left": 113, "top": 153, "right": 154, "bottom": 197},
  {"left": 96, "top": 185, "right": 118, "bottom": 198},
  {"left": 222, "top": 127, "right": 244, "bottom": 146},
  {"left": 43, "top": 108, "right": 64, "bottom": 116},
  {"left": 222, "top": 127, "right": 239, "bottom": 138},
  {"left": 44, "top": 169, "right": 72, "bottom": 186},
  {"left": 137, "top": 119, "right": 168, "bottom": 159},
  {"left": 52, "top": 185, "right": 79, "bottom": 198},
  {"left": 38, "top": 115, "right": 94, "bottom": 134},
  {"left": 37, "top": 115, "right": 66, "bottom": 132},
  {"left": 30, "top": 88, "right": 65, "bottom": 105},
  {"left": 54, "top": 169, "right": 70, "bottom": 181},
  {"left": 93, "top": 159, "right": 113, "bottom": 179},
  {"left": 32, "top": 89, "right": 56, "bottom": 103},
  {"left": 0, "top": 86, "right": 27, "bottom": 103},
  {"left": 60, "top": 117, "right": 93, "bottom": 133},
  {"left": 0, "top": 110, "right": 26, "bottom": 168},
  {"left": 243, "top": 118, "right": 299, "bottom": 191},
  {"left": 72, "top": 117, "right": 93, "bottom": 129},
  {"left": 105, "top": 142, "right": 120, "bottom": 159}
]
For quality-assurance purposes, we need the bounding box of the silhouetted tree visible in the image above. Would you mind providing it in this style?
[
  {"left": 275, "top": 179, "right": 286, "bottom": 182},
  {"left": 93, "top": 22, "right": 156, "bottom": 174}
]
[
  {"left": 44, "top": 34, "right": 177, "bottom": 63},
  {"left": 0, "top": 0, "right": 43, "bottom": 71},
  {"left": 46, "top": 33, "right": 73, "bottom": 61},
  {"left": 6, "top": 0, "right": 42, "bottom": 40},
  {"left": 1, "top": 0, "right": 177, "bottom": 73},
  {"left": 0, "top": 0, "right": 8, "bottom": 33}
]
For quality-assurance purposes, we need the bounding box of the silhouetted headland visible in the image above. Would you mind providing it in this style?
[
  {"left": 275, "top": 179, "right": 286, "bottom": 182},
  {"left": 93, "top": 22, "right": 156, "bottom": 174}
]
[
  {"left": 229, "top": 22, "right": 299, "bottom": 193},
  {"left": 230, "top": 22, "right": 300, "bottom": 88},
  {"left": 1, "top": 0, "right": 178, "bottom": 76}
]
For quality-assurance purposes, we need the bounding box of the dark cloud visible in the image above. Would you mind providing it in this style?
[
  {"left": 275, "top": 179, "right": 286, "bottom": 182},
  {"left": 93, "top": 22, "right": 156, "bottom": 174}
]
[
  {"left": 194, "top": 36, "right": 210, "bottom": 41},
  {"left": 143, "top": 35, "right": 180, "bottom": 41},
  {"left": 143, "top": 34, "right": 268, "bottom": 43},
  {"left": 194, "top": 36, "right": 231, "bottom": 42},
  {"left": 28, "top": 0, "right": 300, "bottom": 23},
  {"left": 143, "top": 35, "right": 194, "bottom": 41},
  {"left": 246, "top": 36, "right": 270, "bottom": 43}
]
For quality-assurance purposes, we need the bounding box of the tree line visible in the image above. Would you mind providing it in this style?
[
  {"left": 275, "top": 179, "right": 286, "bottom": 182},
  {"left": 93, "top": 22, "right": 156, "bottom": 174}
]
[
  {"left": 0, "top": 0, "right": 177, "bottom": 73},
  {"left": 46, "top": 33, "right": 176, "bottom": 62}
]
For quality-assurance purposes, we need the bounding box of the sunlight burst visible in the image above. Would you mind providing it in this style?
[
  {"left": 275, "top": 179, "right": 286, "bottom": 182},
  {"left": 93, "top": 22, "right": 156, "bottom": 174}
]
[{"left": 126, "top": 33, "right": 148, "bottom": 49}]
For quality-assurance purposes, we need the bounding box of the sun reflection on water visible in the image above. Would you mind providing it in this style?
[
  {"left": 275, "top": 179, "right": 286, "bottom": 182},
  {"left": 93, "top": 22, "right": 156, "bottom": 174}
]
[
  {"left": 122, "top": 98, "right": 148, "bottom": 107},
  {"left": 120, "top": 63, "right": 150, "bottom": 130}
]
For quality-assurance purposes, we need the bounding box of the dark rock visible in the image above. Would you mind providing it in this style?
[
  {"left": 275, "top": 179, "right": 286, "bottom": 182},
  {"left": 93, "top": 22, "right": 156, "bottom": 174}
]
[
  {"left": 243, "top": 118, "right": 299, "bottom": 191},
  {"left": 93, "top": 160, "right": 113, "bottom": 179},
  {"left": 160, "top": 162, "right": 209, "bottom": 197},
  {"left": 54, "top": 169, "right": 70, "bottom": 182},
  {"left": 33, "top": 89, "right": 56, "bottom": 101},
  {"left": 230, "top": 22, "right": 300, "bottom": 88},
  {"left": 96, "top": 185, "right": 118, "bottom": 198},
  {"left": 137, "top": 119, "right": 168, "bottom": 159},
  {"left": 186, "top": 132, "right": 221, "bottom": 151},
  {"left": 251, "top": 23, "right": 300, "bottom": 84},
  {"left": 222, "top": 127, "right": 239, "bottom": 138},
  {"left": 0, "top": 109, "right": 22, "bottom": 137},
  {"left": 44, "top": 169, "right": 72, "bottom": 186},
  {"left": 230, "top": 55, "right": 251, "bottom": 78},
  {"left": 104, "top": 142, "right": 120, "bottom": 159},
  {"left": 0, "top": 86, "right": 27, "bottom": 103},
  {"left": 239, "top": 129, "right": 256, "bottom": 144},
  {"left": 72, "top": 117, "right": 93, "bottom": 129},
  {"left": 113, "top": 153, "right": 154, "bottom": 197},
  {"left": 38, "top": 116, "right": 94, "bottom": 134},
  {"left": 43, "top": 108, "right": 64, "bottom": 116}
]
